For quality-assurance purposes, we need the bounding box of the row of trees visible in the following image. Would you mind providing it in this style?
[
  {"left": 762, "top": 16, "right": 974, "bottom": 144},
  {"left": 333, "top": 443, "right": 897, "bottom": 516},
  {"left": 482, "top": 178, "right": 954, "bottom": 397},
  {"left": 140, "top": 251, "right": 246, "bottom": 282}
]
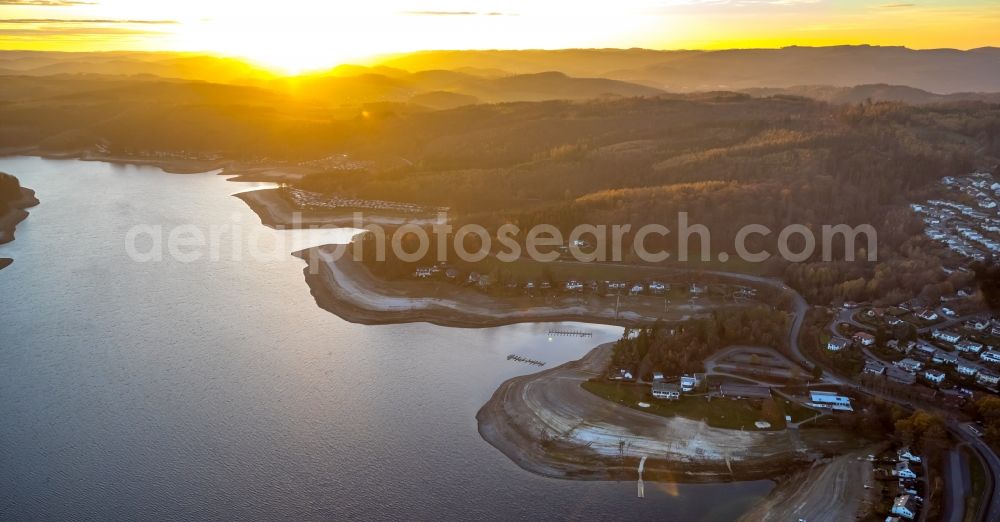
[{"left": 609, "top": 307, "right": 790, "bottom": 378}]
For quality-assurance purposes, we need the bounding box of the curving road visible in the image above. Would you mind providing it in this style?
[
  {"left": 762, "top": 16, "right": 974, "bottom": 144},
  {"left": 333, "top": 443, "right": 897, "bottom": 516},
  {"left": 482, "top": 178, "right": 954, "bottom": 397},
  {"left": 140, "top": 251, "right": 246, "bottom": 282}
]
[{"left": 549, "top": 260, "right": 997, "bottom": 519}]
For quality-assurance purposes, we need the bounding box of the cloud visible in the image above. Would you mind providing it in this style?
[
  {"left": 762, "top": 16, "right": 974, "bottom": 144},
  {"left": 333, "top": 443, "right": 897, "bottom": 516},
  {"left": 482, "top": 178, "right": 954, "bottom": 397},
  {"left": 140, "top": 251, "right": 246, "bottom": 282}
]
[
  {"left": 0, "top": 19, "right": 177, "bottom": 24},
  {"left": 403, "top": 11, "right": 514, "bottom": 16},
  {"left": 0, "top": 26, "right": 163, "bottom": 36},
  {"left": 0, "top": 1, "right": 95, "bottom": 5}
]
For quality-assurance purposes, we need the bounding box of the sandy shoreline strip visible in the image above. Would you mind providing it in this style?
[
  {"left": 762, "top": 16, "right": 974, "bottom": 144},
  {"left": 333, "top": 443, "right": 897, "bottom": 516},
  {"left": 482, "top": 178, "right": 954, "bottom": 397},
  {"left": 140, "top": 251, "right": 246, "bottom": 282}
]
[
  {"left": 237, "top": 188, "right": 438, "bottom": 229},
  {"left": 293, "top": 245, "right": 721, "bottom": 328}
]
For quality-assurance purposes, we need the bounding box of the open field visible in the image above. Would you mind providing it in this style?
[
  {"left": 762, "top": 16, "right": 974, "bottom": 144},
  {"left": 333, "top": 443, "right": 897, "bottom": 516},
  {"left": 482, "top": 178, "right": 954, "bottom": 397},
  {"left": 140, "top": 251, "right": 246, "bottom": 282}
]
[{"left": 581, "top": 381, "right": 786, "bottom": 430}]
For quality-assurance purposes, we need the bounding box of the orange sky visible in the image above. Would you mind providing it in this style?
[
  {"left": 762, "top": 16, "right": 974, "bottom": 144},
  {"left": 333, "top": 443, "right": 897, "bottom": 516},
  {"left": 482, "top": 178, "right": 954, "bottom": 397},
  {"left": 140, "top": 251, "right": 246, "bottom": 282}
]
[{"left": 1, "top": 0, "right": 998, "bottom": 73}]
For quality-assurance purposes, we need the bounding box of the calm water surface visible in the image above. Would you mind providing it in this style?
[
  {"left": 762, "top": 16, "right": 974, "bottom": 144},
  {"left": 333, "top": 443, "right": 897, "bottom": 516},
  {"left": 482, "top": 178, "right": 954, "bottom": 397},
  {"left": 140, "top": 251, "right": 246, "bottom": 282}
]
[{"left": 0, "top": 156, "right": 772, "bottom": 520}]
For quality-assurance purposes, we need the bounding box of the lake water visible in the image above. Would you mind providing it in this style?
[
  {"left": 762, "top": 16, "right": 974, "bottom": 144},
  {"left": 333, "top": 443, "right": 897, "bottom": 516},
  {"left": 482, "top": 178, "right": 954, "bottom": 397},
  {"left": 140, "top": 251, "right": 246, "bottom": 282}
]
[{"left": 0, "top": 156, "right": 772, "bottom": 520}]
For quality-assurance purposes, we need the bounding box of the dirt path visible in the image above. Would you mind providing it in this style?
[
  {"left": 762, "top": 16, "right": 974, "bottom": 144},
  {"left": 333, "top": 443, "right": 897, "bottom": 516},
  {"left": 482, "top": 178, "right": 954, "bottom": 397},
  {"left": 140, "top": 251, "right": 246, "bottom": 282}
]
[{"left": 737, "top": 448, "right": 879, "bottom": 522}]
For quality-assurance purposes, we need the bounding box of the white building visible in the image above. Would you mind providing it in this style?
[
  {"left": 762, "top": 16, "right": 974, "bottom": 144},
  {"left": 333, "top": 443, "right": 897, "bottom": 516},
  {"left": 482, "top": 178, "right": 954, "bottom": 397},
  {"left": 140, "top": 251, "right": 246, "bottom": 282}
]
[
  {"left": 854, "top": 332, "right": 876, "bottom": 347},
  {"left": 808, "top": 391, "right": 853, "bottom": 412},
  {"left": 827, "top": 338, "right": 851, "bottom": 352},
  {"left": 956, "top": 340, "right": 984, "bottom": 354},
  {"left": 680, "top": 374, "right": 702, "bottom": 392},
  {"left": 651, "top": 382, "right": 681, "bottom": 400},
  {"left": 897, "top": 447, "right": 922, "bottom": 463},
  {"left": 932, "top": 330, "right": 962, "bottom": 344},
  {"left": 924, "top": 369, "right": 946, "bottom": 384},
  {"left": 894, "top": 461, "right": 918, "bottom": 480},
  {"left": 957, "top": 362, "right": 979, "bottom": 377},
  {"left": 896, "top": 358, "right": 924, "bottom": 373},
  {"left": 978, "top": 370, "right": 1000, "bottom": 386},
  {"left": 891, "top": 494, "right": 918, "bottom": 519},
  {"left": 981, "top": 350, "right": 1000, "bottom": 364}
]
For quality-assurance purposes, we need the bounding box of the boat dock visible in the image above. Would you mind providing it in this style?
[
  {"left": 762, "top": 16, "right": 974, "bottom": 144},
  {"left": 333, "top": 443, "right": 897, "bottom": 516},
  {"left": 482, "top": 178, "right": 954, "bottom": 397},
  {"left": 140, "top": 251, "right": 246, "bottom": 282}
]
[
  {"left": 507, "top": 354, "right": 545, "bottom": 366},
  {"left": 547, "top": 329, "right": 592, "bottom": 337}
]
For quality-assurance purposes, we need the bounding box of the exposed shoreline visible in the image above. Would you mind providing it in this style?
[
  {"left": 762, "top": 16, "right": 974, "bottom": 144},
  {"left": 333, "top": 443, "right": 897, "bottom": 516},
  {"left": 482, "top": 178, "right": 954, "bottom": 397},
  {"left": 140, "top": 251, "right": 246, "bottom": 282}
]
[
  {"left": 237, "top": 188, "right": 438, "bottom": 229},
  {"left": 292, "top": 245, "right": 728, "bottom": 328},
  {"left": 475, "top": 341, "right": 862, "bottom": 484}
]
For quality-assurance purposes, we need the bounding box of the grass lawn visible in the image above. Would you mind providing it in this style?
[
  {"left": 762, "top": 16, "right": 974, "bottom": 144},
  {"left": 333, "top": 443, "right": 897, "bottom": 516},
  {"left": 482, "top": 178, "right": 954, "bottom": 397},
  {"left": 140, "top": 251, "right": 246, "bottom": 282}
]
[
  {"left": 581, "top": 380, "right": 785, "bottom": 430},
  {"left": 963, "top": 446, "right": 987, "bottom": 522},
  {"left": 779, "top": 398, "right": 821, "bottom": 423}
]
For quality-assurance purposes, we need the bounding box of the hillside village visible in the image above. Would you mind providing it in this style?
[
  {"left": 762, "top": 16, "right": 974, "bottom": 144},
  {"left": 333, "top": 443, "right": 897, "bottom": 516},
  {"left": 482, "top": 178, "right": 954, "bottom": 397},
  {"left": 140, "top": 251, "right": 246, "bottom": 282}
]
[{"left": 914, "top": 171, "right": 1000, "bottom": 261}]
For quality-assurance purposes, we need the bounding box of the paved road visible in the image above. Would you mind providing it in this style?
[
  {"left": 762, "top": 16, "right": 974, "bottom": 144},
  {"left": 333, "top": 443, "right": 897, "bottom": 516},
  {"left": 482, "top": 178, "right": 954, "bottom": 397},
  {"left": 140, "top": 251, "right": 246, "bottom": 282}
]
[
  {"left": 955, "top": 422, "right": 1000, "bottom": 522},
  {"left": 701, "top": 270, "right": 997, "bottom": 521},
  {"left": 943, "top": 448, "right": 967, "bottom": 522},
  {"left": 552, "top": 260, "right": 999, "bottom": 520}
]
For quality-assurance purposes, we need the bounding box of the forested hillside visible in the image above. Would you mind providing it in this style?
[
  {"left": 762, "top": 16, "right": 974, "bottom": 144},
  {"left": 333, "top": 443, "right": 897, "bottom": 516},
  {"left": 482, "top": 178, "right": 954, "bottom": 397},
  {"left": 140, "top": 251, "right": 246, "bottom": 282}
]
[{"left": 3, "top": 62, "right": 999, "bottom": 306}]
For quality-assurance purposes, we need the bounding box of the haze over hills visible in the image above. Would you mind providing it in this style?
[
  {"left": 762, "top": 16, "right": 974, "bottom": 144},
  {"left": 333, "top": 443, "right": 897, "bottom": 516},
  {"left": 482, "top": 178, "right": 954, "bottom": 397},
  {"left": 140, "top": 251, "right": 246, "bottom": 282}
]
[{"left": 380, "top": 46, "right": 1000, "bottom": 94}]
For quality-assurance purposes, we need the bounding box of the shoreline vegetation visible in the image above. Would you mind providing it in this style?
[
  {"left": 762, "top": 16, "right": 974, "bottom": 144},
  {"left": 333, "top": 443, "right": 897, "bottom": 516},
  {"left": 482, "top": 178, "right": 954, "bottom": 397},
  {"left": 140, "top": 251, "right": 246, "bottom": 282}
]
[{"left": 0, "top": 171, "right": 39, "bottom": 270}]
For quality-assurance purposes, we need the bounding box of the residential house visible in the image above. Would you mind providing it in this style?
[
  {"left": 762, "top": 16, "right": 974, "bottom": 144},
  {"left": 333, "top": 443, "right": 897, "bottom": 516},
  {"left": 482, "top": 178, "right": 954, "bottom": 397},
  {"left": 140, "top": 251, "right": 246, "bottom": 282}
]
[
  {"left": 893, "top": 461, "right": 918, "bottom": 480},
  {"left": 651, "top": 382, "right": 681, "bottom": 400},
  {"left": 808, "top": 391, "right": 853, "bottom": 412},
  {"left": 981, "top": 350, "right": 1000, "bottom": 364},
  {"left": 611, "top": 369, "right": 634, "bottom": 381},
  {"left": 924, "top": 369, "right": 946, "bottom": 384},
  {"left": 827, "top": 338, "right": 851, "bottom": 352},
  {"left": 896, "top": 358, "right": 924, "bottom": 373},
  {"left": 888, "top": 340, "right": 915, "bottom": 354},
  {"left": 897, "top": 447, "right": 922, "bottom": 463},
  {"left": 605, "top": 281, "right": 627, "bottom": 293},
  {"left": 957, "top": 362, "right": 979, "bottom": 377},
  {"left": 932, "top": 351, "right": 958, "bottom": 366},
  {"left": 651, "top": 372, "right": 665, "bottom": 382},
  {"left": 932, "top": 330, "right": 962, "bottom": 344},
  {"left": 967, "top": 318, "right": 990, "bottom": 332},
  {"left": 956, "top": 340, "right": 984, "bottom": 354},
  {"left": 914, "top": 343, "right": 937, "bottom": 360},
  {"left": 977, "top": 370, "right": 1000, "bottom": 386},
  {"left": 916, "top": 309, "right": 939, "bottom": 321},
  {"left": 854, "top": 332, "right": 876, "bottom": 347},
  {"left": 864, "top": 360, "right": 886, "bottom": 375},
  {"left": 680, "top": 374, "right": 702, "bottom": 392}
]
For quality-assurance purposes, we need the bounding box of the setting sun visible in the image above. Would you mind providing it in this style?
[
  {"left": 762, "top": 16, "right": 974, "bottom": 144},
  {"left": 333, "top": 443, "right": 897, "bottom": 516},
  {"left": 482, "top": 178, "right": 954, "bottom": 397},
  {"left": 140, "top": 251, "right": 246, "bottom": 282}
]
[{"left": 1, "top": 0, "right": 998, "bottom": 73}]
